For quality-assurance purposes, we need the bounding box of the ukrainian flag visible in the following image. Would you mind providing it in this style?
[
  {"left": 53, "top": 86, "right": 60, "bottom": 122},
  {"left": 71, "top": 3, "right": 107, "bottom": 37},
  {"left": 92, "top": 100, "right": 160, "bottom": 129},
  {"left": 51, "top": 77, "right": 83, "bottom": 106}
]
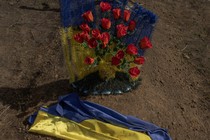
[{"left": 28, "top": 93, "right": 171, "bottom": 140}]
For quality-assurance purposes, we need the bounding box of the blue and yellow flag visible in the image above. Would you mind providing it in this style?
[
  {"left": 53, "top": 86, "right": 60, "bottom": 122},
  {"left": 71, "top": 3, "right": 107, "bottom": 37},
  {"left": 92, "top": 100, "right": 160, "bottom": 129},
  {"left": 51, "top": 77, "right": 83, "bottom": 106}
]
[{"left": 29, "top": 93, "right": 171, "bottom": 140}]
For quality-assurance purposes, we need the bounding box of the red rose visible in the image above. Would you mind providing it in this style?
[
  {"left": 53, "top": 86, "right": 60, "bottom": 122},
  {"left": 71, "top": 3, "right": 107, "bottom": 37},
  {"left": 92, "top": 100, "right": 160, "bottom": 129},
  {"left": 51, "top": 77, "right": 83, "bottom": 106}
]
[
  {"left": 101, "top": 18, "right": 111, "bottom": 30},
  {"left": 84, "top": 57, "right": 94, "bottom": 65},
  {"left": 100, "top": 2, "right": 112, "bottom": 12},
  {"left": 80, "top": 23, "right": 90, "bottom": 32},
  {"left": 126, "top": 44, "right": 138, "bottom": 55},
  {"left": 74, "top": 33, "right": 84, "bottom": 43},
  {"left": 129, "top": 67, "right": 140, "bottom": 78},
  {"left": 82, "top": 11, "right": 94, "bottom": 22},
  {"left": 140, "top": 37, "right": 152, "bottom": 49},
  {"left": 124, "top": 10, "right": 131, "bottom": 21},
  {"left": 92, "top": 29, "right": 101, "bottom": 40},
  {"left": 100, "top": 32, "right": 110, "bottom": 47},
  {"left": 128, "top": 20, "right": 136, "bottom": 31},
  {"left": 112, "top": 8, "right": 121, "bottom": 19},
  {"left": 116, "top": 50, "right": 124, "bottom": 59},
  {"left": 111, "top": 56, "right": 121, "bottom": 66},
  {"left": 80, "top": 31, "right": 90, "bottom": 42},
  {"left": 88, "top": 38, "right": 98, "bottom": 48},
  {"left": 134, "top": 56, "right": 145, "bottom": 65},
  {"left": 116, "top": 24, "right": 128, "bottom": 38}
]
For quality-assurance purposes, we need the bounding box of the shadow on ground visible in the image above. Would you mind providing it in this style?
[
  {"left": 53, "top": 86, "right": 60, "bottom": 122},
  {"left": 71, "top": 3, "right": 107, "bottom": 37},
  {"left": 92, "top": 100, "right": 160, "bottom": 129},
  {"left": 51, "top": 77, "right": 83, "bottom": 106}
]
[
  {"left": 0, "top": 80, "right": 73, "bottom": 113},
  {"left": 19, "top": 3, "right": 60, "bottom": 12}
]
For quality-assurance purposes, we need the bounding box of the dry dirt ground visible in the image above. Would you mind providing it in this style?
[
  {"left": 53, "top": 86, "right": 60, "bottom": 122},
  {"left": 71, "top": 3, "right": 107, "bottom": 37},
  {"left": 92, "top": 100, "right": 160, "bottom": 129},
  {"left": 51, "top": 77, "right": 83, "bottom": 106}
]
[{"left": 0, "top": 0, "right": 210, "bottom": 140}]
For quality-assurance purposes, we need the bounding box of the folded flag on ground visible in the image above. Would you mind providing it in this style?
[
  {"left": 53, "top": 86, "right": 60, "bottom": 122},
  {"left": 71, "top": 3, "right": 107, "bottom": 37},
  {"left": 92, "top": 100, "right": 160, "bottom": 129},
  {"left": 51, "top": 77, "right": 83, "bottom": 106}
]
[{"left": 28, "top": 93, "right": 172, "bottom": 140}]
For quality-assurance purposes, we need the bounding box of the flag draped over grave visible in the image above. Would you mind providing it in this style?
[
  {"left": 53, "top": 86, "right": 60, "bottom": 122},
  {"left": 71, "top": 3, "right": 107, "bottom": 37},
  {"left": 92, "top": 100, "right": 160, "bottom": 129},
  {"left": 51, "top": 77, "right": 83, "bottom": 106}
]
[{"left": 60, "top": 0, "right": 157, "bottom": 95}]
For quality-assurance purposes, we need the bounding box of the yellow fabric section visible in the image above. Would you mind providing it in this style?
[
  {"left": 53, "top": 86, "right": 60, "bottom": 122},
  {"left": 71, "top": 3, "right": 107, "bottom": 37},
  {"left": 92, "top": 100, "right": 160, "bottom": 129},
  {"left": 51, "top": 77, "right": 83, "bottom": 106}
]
[
  {"left": 29, "top": 111, "right": 117, "bottom": 140},
  {"left": 29, "top": 111, "right": 151, "bottom": 140},
  {"left": 61, "top": 27, "right": 98, "bottom": 83},
  {"left": 61, "top": 28, "right": 75, "bottom": 83},
  {"left": 81, "top": 119, "right": 151, "bottom": 140}
]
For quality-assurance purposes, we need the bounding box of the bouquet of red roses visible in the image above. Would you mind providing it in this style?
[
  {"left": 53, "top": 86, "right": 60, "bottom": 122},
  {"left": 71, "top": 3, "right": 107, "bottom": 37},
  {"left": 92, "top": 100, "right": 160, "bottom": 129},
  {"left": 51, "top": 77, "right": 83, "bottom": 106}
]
[{"left": 73, "top": 1, "right": 152, "bottom": 80}]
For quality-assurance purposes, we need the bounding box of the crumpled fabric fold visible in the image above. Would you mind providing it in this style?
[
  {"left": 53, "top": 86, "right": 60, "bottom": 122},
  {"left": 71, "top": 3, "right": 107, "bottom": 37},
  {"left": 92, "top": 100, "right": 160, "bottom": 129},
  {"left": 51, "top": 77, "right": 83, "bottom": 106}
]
[{"left": 29, "top": 93, "right": 172, "bottom": 140}]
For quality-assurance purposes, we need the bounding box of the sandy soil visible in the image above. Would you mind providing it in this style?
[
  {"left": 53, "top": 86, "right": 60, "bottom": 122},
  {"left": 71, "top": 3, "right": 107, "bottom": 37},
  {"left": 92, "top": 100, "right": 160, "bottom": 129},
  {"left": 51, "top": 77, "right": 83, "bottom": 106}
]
[{"left": 0, "top": 0, "right": 210, "bottom": 140}]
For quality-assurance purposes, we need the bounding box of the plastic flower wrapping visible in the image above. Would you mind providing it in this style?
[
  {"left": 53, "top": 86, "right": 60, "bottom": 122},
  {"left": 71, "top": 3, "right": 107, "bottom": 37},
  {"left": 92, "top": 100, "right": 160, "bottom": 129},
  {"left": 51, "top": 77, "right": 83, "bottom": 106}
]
[{"left": 60, "top": 0, "right": 157, "bottom": 95}]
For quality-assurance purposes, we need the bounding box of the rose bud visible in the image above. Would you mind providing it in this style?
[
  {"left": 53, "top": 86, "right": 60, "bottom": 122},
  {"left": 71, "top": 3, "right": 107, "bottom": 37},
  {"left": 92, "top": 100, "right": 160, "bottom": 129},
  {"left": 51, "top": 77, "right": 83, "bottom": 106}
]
[
  {"left": 140, "top": 37, "right": 152, "bottom": 49},
  {"left": 129, "top": 67, "right": 140, "bottom": 78},
  {"left": 101, "top": 18, "right": 111, "bottom": 30},
  {"left": 100, "top": 2, "right": 112, "bottom": 12},
  {"left": 88, "top": 38, "right": 98, "bottom": 48},
  {"left": 124, "top": 9, "right": 131, "bottom": 21},
  {"left": 82, "top": 11, "right": 94, "bottom": 22},
  {"left": 111, "top": 56, "right": 121, "bottom": 66},
  {"left": 92, "top": 29, "right": 101, "bottom": 40},
  {"left": 128, "top": 20, "right": 136, "bottom": 31},
  {"left": 134, "top": 56, "right": 145, "bottom": 65},
  {"left": 80, "top": 23, "right": 90, "bottom": 32},
  {"left": 116, "top": 50, "right": 125, "bottom": 59},
  {"left": 112, "top": 8, "right": 121, "bottom": 19},
  {"left": 84, "top": 57, "right": 94, "bottom": 65},
  {"left": 116, "top": 24, "right": 128, "bottom": 38},
  {"left": 100, "top": 32, "right": 110, "bottom": 47},
  {"left": 74, "top": 33, "right": 84, "bottom": 43},
  {"left": 126, "top": 44, "right": 138, "bottom": 55},
  {"left": 80, "top": 31, "right": 90, "bottom": 42}
]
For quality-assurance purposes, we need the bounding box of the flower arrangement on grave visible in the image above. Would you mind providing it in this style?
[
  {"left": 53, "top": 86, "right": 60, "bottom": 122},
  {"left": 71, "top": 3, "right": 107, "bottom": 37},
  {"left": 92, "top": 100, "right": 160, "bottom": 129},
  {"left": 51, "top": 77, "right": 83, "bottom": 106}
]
[
  {"left": 73, "top": 1, "right": 152, "bottom": 81},
  {"left": 60, "top": 0, "right": 157, "bottom": 94}
]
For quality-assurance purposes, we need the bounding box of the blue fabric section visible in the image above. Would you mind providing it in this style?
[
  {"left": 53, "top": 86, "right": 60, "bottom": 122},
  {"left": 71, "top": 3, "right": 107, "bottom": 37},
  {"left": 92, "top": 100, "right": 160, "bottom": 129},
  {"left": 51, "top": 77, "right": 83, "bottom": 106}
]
[
  {"left": 60, "top": 0, "right": 95, "bottom": 27},
  {"left": 29, "top": 93, "right": 172, "bottom": 140},
  {"left": 101, "top": 0, "right": 127, "bottom": 6}
]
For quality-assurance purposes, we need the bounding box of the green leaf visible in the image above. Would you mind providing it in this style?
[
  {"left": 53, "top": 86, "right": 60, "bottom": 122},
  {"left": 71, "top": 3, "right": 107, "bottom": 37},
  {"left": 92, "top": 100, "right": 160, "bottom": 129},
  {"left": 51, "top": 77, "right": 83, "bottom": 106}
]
[{"left": 82, "top": 42, "right": 88, "bottom": 48}]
